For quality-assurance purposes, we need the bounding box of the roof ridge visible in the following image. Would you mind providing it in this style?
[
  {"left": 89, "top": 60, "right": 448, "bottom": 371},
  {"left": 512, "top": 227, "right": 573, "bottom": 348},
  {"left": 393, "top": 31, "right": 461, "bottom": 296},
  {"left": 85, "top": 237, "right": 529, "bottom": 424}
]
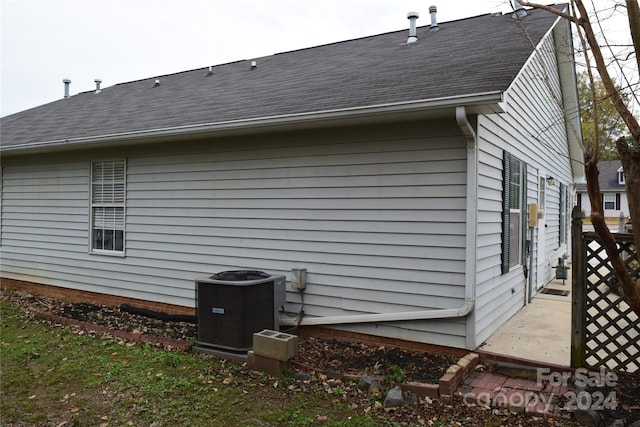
[
  {"left": 104, "top": 11, "right": 505, "bottom": 89},
  {"left": 271, "top": 11, "right": 498, "bottom": 57}
]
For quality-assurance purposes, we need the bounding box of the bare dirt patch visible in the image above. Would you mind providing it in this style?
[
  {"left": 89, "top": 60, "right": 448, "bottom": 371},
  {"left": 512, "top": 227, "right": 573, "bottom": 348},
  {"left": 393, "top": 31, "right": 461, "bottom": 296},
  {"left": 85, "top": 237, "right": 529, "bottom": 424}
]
[
  {"left": 46, "top": 298, "right": 455, "bottom": 383},
  {"left": 294, "top": 336, "right": 454, "bottom": 383}
]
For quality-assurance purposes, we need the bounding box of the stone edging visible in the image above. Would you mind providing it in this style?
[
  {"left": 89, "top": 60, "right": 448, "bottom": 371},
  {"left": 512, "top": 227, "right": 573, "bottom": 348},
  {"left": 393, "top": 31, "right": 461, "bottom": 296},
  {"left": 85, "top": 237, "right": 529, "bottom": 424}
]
[{"left": 35, "top": 311, "right": 191, "bottom": 351}]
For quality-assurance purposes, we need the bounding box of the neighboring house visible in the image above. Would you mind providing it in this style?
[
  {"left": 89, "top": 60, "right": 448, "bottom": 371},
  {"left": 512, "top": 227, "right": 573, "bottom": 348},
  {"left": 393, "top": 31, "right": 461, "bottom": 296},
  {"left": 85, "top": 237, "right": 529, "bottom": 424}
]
[
  {"left": 576, "top": 160, "right": 630, "bottom": 220},
  {"left": 0, "top": 3, "right": 583, "bottom": 350}
]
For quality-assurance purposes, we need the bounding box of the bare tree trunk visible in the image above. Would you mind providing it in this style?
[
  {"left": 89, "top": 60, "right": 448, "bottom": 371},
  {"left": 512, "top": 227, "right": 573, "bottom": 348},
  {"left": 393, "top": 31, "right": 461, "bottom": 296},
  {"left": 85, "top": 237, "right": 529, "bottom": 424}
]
[
  {"left": 616, "top": 138, "right": 640, "bottom": 309},
  {"left": 585, "top": 151, "right": 640, "bottom": 315},
  {"left": 519, "top": 0, "right": 640, "bottom": 316},
  {"left": 627, "top": 0, "right": 640, "bottom": 74},
  {"left": 517, "top": 2, "right": 640, "bottom": 143}
]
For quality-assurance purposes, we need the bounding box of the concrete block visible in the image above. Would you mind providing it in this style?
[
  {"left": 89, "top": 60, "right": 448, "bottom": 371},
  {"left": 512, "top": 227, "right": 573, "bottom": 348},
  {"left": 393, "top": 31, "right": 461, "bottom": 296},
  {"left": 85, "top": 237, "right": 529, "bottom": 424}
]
[
  {"left": 247, "top": 351, "right": 290, "bottom": 376},
  {"left": 252, "top": 329, "right": 298, "bottom": 361}
]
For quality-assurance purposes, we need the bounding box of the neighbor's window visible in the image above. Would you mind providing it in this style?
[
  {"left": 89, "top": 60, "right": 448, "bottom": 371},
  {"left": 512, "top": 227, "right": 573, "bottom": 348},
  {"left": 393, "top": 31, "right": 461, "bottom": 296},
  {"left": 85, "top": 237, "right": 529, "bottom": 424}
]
[
  {"left": 603, "top": 193, "right": 616, "bottom": 210},
  {"left": 502, "top": 152, "right": 526, "bottom": 273},
  {"left": 618, "top": 167, "right": 625, "bottom": 185},
  {"left": 90, "top": 160, "right": 126, "bottom": 253}
]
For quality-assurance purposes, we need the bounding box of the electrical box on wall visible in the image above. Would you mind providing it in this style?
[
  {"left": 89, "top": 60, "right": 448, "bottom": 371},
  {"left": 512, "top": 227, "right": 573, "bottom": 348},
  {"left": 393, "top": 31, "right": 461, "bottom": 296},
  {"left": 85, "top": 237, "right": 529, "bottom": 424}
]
[
  {"left": 528, "top": 204, "right": 539, "bottom": 227},
  {"left": 291, "top": 268, "right": 307, "bottom": 290}
]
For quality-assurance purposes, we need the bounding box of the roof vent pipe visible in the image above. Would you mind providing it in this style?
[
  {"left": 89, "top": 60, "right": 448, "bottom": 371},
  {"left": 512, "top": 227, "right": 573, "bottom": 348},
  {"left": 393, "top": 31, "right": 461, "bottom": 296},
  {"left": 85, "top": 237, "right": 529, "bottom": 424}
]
[
  {"left": 406, "top": 12, "right": 419, "bottom": 43},
  {"left": 250, "top": 60, "right": 257, "bottom": 70},
  {"left": 512, "top": 0, "right": 527, "bottom": 18},
  {"left": 429, "top": 6, "right": 439, "bottom": 32},
  {"left": 94, "top": 78, "right": 102, "bottom": 94},
  {"left": 63, "top": 78, "right": 71, "bottom": 99}
]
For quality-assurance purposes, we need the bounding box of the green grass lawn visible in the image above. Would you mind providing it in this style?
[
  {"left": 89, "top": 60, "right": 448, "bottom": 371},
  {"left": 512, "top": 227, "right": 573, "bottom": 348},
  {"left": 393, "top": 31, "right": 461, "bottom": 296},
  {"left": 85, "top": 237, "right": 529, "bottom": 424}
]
[
  {"left": 0, "top": 300, "right": 378, "bottom": 426},
  {"left": 1, "top": 297, "right": 582, "bottom": 427}
]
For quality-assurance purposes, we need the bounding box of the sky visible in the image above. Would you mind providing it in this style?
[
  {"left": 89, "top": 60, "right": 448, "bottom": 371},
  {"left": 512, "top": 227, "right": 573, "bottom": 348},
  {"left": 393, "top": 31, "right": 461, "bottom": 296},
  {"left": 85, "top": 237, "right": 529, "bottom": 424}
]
[{"left": 0, "top": 0, "right": 635, "bottom": 117}]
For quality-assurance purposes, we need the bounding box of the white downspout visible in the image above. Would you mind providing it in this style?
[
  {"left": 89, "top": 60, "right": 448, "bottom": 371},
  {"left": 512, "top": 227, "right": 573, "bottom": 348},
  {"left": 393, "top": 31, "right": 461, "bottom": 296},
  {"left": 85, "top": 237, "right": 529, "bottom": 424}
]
[
  {"left": 281, "top": 107, "right": 477, "bottom": 328},
  {"left": 457, "top": 106, "right": 479, "bottom": 349},
  {"left": 287, "top": 300, "right": 475, "bottom": 326}
]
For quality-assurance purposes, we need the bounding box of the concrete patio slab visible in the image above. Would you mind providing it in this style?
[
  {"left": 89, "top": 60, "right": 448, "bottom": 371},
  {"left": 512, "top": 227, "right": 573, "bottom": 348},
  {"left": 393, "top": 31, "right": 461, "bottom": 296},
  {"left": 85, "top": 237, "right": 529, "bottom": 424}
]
[{"left": 478, "top": 276, "right": 572, "bottom": 367}]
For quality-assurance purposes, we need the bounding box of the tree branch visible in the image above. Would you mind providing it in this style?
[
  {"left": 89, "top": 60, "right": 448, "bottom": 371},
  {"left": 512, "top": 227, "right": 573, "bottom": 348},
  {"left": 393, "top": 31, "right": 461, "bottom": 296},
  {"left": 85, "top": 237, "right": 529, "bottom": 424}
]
[
  {"left": 574, "top": 0, "right": 640, "bottom": 143},
  {"left": 627, "top": 0, "right": 640, "bottom": 74},
  {"left": 518, "top": 1, "right": 581, "bottom": 23},
  {"left": 521, "top": 0, "right": 640, "bottom": 316}
]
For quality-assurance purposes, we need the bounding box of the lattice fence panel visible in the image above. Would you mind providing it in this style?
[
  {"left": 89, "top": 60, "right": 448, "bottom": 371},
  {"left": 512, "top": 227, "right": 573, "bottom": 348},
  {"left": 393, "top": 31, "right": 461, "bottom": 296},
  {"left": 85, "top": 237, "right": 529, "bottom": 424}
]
[{"left": 583, "top": 233, "right": 639, "bottom": 373}]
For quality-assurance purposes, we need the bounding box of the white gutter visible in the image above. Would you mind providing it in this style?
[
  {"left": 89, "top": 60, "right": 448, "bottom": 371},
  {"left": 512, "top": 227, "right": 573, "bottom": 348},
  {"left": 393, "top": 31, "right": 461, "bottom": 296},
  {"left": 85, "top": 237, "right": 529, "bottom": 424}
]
[
  {"left": 281, "top": 106, "right": 478, "bottom": 328},
  {"left": 2, "top": 91, "right": 504, "bottom": 155}
]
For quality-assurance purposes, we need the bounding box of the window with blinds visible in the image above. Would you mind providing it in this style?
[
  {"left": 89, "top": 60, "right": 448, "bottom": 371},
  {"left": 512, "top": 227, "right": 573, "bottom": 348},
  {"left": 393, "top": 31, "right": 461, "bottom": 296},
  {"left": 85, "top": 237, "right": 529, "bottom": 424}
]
[
  {"left": 502, "top": 151, "right": 526, "bottom": 273},
  {"left": 91, "top": 160, "right": 126, "bottom": 253}
]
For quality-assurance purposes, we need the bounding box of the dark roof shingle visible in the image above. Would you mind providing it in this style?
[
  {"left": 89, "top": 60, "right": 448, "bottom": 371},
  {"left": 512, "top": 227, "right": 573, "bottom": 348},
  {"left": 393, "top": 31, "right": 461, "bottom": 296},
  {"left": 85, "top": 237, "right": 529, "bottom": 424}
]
[
  {"left": 1, "top": 6, "right": 565, "bottom": 149},
  {"left": 576, "top": 160, "right": 625, "bottom": 192}
]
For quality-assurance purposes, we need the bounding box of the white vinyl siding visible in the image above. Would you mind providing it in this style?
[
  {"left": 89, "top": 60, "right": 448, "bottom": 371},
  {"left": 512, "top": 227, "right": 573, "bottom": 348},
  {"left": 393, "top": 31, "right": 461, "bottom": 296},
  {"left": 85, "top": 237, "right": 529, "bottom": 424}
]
[
  {"left": 474, "top": 27, "right": 573, "bottom": 345},
  {"left": 578, "top": 191, "right": 629, "bottom": 219},
  {"left": 0, "top": 162, "right": 90, "bottom": 289},
  {"left": 0, "top": 122, "right": 469, "bottom": 348}
]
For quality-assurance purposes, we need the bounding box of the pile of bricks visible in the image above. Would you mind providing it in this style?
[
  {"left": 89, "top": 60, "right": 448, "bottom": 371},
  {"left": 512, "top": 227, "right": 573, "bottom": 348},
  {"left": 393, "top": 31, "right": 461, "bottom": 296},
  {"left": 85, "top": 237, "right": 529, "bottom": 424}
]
[{"left": 439, "top": 353, "right": 480, "bottom": 398}]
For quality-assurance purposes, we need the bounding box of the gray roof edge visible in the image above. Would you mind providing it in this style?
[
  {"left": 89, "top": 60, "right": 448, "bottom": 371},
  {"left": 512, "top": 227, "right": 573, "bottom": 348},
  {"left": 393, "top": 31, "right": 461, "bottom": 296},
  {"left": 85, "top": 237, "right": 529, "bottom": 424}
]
[
  {"left": 504, "top": 8, "right": 565, "bottom": 99},
  {"left": 1, "top": 91, "right": 504, "bottom": 155}
]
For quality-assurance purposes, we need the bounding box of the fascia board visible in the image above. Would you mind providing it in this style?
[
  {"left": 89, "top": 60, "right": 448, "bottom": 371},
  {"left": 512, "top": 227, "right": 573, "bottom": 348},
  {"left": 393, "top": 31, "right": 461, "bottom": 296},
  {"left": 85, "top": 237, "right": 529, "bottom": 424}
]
[{"left": 1, "top": 91, "right": 504, "bottom": 155}]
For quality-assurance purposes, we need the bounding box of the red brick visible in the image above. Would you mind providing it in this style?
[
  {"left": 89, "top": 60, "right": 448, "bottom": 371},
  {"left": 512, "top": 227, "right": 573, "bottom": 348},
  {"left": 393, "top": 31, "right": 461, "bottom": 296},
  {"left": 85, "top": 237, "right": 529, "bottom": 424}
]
[
  {"left": 467, "top": 387, "right": 496, "bottom": 407},
  {"left": 1, "top": 278, "right": 195, "bottom": 316},
  {"left": 440, "top": 371, "right": 465, "bottom": 397},
  {"left": 476, "top": 373, "right": 508, "bottom": 391},
  {"left": 456, "top": 353, "right": 479, "bottom": 376},
  {"left": 503, "top": 377, "right": 544, "bottom": 392},
  {"left": 492, "top": 388, "right": 534, "bottom": 412},
  {"left": 296, "top": 326, "right": 467, "bottom": 358},
  {"left": 543, "top": 382, "right": 573, "bottom": 396},
  {"left": 402, "top": 382, "right": 439, "bottom": 399},
  {"left": 525, "top": 392, "right": 561, "bottom": 416},
  {"left": 463, "top": 370, "right": 484, "bottom": 386}
]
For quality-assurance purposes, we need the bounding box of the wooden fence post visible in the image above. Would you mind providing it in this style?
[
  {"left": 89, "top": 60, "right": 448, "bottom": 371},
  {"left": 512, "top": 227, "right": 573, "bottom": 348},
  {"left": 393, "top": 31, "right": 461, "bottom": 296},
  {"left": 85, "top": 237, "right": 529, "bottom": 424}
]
[{"left": 570, "top": 206, "right": 586, "bottom": 368}]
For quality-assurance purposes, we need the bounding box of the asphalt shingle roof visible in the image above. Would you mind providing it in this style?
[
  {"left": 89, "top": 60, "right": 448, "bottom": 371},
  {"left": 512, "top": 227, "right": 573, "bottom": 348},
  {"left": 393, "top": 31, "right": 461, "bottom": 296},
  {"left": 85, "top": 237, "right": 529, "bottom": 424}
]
[
  {"left": 576, "top": 160, "right": 625, "bottom": 191},
  {"left": 1, "top": 5, "right": 565, "bottom": 149}
]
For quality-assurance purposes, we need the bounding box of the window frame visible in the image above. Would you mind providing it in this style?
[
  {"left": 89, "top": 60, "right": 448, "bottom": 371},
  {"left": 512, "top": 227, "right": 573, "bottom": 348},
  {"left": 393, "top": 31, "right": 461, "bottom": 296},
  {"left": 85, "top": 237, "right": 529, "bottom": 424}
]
[
  {"left": 89, "top": 159, "right": 126, "bottom": 256},
  {"left": 618, "top": 167, "right": 625, "bottom": 185},
  {"left": 502, "top": 152, "right": 527, "bottom": 274},
  {"left": 603, "top": 193, "right": 616, "bottom": 210},
  {"left": 559, "top": 183, "right": 568, "bottom": 245}
]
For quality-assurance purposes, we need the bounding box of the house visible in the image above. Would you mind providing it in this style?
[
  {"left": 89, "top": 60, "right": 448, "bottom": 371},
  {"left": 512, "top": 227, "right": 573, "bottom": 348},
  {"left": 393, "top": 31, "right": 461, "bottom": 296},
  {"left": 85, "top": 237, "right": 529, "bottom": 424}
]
[
  {"left": 0, "top": 3, "right": 583, "bottom": 350},
  {"left": 576, "top": 160, "right": 630, "bottom": 221}
]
